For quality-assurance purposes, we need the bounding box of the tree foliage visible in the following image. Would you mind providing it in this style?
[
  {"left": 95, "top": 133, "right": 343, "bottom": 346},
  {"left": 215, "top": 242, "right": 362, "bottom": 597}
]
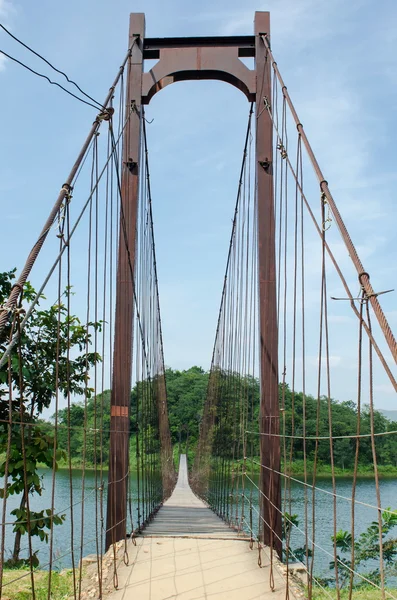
[
  {"left": 55, "top": 367, "right": 397, "bottom": 474},
  {"left": 0, "top": 269, "right": 101, "bottom": 566},
  {"left": 330, "top": 509, "right": 397, "bottom": 587}
]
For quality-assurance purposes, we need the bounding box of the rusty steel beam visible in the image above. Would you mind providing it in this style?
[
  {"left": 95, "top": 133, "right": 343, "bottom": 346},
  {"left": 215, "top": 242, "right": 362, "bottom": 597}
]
[
  {"left": 142, "top": 43, "right": 256, "bottom": 104},
  {"left": 144, "top": 35, "right": 255, "bottom": 58},
  {"left": 255, "top": 12, "right": 282, "bottom": 558},
  {"left": 106, "top": 13, "right": 145, "bottom": 550}
]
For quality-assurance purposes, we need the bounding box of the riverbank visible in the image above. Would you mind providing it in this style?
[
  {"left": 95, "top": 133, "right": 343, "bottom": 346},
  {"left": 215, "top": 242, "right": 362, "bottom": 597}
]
[
  {"left": 241, "top": 458, "right": 397, "bottom": 478},
  {"left": 312, "top": 587, "right": 397, "bottom": 599},
  {"left": 1, "top": 569, "right": 74, "bottom": 600},
  {"left": 3, "top": 563, "right": 396, "bottom": 600},
  {"left": 48, "top": 457, "right": 397, "bottom": 478}
]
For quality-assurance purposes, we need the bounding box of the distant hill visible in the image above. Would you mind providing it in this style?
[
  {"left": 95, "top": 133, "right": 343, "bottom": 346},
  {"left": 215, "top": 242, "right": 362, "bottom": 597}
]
[{"left": 380, "top": 410, "right": 397, "bottom": 422}]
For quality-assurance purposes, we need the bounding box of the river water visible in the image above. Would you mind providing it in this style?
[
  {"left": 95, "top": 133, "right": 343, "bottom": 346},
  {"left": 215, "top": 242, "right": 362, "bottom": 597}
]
[{"left": 1, "top": 469, "right": 396, "bottom": 583}]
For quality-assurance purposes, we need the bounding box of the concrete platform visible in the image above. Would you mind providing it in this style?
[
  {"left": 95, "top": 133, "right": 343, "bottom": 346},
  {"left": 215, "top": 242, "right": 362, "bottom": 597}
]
[
  {"left": 107, "top": 536, "right": 294, "bottom": 599},
  {"left": 104, "top": 456, "right": 295, "bottom": 599}
]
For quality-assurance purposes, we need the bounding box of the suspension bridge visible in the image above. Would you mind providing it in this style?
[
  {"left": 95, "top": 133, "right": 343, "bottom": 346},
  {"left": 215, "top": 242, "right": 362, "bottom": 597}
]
[{"left": 0, "top": 10, "right": 396, "bottom": 600}]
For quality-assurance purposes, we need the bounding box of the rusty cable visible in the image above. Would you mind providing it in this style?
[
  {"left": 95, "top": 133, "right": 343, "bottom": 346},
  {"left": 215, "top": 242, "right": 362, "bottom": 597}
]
[
  {"left": 349, "top": 294, "right": 364, "bottom": 600},
  {"left": 261, "top": 33, "right": 397, "bottom": 364},
  {"left": 262, "top": 92, "right": 397, "bottom": 391},
  {"left": 0, "top": 39, "right": 137, "bottom": 339},
  {"left": 366, "top": 298, "right": 386, "bottom": 599},
  {"left": 0, "top": 23, "right": 103, "bottom": 108}
]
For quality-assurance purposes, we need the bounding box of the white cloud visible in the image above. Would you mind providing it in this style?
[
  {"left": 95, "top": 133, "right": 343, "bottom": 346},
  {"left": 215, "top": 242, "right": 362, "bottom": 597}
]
[
  {"left": 309, "top": 355, "right": 342, "bottom": 368},
  {"left": 374, "top": 384, "right": 396, "bottom": 396},
  {"left": 328, "top": 315, "right": 353, "bottom": 324},
  {"left": 385, "top": 311, "right": 397, "bottom": 324},
  {"left": 0, "top": 0, "right": 14, "bottom": 21},
  {"left": 0, "top": 0, "right": 16, "bottom": 72}
]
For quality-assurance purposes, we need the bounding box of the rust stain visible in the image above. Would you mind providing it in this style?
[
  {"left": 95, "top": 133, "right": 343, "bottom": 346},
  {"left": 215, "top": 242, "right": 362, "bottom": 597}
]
[{"left": 111, "top": 405, "right": 129, "bottom": 417}]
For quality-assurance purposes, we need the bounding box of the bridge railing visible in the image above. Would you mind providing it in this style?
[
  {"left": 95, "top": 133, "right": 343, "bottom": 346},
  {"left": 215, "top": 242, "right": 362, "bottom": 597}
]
[
  {"left": 191, "top": 55, "right": 397, "bottom": 599},
  {"left": 0, "top": 56, "right": 175, "bottom": 599}
]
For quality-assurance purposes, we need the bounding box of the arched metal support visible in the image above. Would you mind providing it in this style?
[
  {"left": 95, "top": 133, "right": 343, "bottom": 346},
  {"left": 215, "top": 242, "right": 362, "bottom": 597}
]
[
  {"left": 108, "top": 12, "right": 282, "bottom": 559},
  {"left": 142, "top": 36, "right": 256, "bottom": 104}
]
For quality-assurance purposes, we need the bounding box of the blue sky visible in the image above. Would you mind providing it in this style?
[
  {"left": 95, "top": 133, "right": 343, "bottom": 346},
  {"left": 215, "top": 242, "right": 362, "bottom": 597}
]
[{"left": 0, "top": 0, "right": 396, "bottom": 409}]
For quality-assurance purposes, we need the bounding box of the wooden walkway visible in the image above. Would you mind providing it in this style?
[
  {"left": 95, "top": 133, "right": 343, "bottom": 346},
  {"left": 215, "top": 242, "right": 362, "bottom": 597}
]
[
  {"left": 142, "top": 454, "right": 241, "bottom": 538},
  {"left": 105, "top": 456, "right": 295, "bottom": 599}
]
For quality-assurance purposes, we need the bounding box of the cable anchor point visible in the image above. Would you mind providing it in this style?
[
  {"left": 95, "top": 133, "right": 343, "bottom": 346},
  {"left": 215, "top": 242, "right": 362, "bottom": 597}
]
[
  {"left": 97, "top": 107, "right": 115, "bottom": 122},
  {"left": 277, "top": 142, "right": 287, "bottom": 159},
  {"left": 124, "top": 158, "right": 137, "bottom": 172},
  {"left": 321, "top": 191, "right": 332, "bottom": 231},
  {"left": 259, "top": 158, "right": 271, "bottom": 173},
  {"left": 263, "top": 96, "right": 271, "bottom": 111}
]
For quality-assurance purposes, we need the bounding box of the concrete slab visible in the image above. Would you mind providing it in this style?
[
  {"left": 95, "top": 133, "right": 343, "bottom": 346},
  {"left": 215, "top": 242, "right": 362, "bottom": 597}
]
[
  {"left": 106, "top": 537, "right": 294, "bottom": 600},
  {"left": 103, "top": 456, "right": 296, "bottom": 599}
]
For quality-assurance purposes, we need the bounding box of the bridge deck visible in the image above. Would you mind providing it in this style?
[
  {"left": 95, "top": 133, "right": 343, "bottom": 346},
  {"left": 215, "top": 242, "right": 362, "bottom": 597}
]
[
  {"left": 142, "top": 454, "right": 242, "bottom": 538},
  {"left": 103, "top": 456, "right": 295, "bottom": 599}
]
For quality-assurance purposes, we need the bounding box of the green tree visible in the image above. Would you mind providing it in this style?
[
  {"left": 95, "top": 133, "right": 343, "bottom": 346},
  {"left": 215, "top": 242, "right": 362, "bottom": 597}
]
[
  {"left": 0, "top": 269, "right": 101, "bottom": 566},
  {"left": 56, "top": 390, "right": 111, "bottom": 466},
  {"left": 165, "top": 366, "right": 209, "bottom": 449},
  {"left": 331, "top": 509, "right": 397, "bottom": 588}
]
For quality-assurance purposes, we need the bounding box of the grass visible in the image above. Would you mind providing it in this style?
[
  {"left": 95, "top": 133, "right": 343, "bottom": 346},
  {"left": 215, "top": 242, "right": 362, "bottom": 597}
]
[
  {"left": 238, "top": 457, "right": 397, "bottom": 478},
  {"left": 312, "top": 587, "right": 397, "bottom": 599},
  {"left": 1, "top": 569, "right": 74, "bottom": 600},
  {"left": 32, "top": 448, "right": 397, "bottom": 478}
]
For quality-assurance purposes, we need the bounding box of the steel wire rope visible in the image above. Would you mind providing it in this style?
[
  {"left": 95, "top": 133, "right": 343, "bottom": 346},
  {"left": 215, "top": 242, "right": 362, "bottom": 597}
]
[
  {"left": 349, "top": 295, "right": 364, "bottom": 600},
  {"left": 240, "top": 513, "right": 335, "bottom": 600},
  {"left": 46, "top": 201, "right": 68, "bottom": 598},
  {"left": 0, "top": 23, "right": 103, "bottom": 108},
  {"left": 262, "top": 78, "right": 397, "bottom": 390},
  {"left": 0, "top": 105, "right": 135, "bottom": 370},
  {"left": 245, "top": 472, "right": 397, "bottom": 598},
  {"left": 142, "top": 113, "right": 171, "bottom": 503},
  {"left": 0, "top": 39, "right": 137, "bottom": 338},
  {"left": 246, "top": 429, "right": 397, "bottom": 441},
  {"left": 108, "top": 124, "right": 153, "bottom": 380},
  {"left": 320, "top": 181, "right": 341, "bottom": 599},
  {"left": 64, "top": 197, "right": 77, "bottom": 599},
  {"left": 77, "top": 133, "right": 97, "bottom": 599},
  {"left": 92, "top": 119, "right": 104, "bottom": 592},
  {"left": 97, "top": 118, "right": 113, "bottom": 598},
  {"left": 265, "top": 71, "right": 396, "bottom": 594},
  {"left": 367, "top": 299, "right": 386, "bottom": 598},
  {"left": 16, "top": 303, "right": 36, "bottom": 598},
  {"left": 194, "top": 104, "right": 253, "bottom": 514},
  {"left": 0, "top": 313, "right": 18, "bottom": 599},
  {"left": 247, "top": 457, "right": 397, "bottom": 515},
  {"left": 261, "top": 34, "right": 397, "bottom": 364},
  {"left": 0, "top": 49, "right": 101, "bottom": 110}
]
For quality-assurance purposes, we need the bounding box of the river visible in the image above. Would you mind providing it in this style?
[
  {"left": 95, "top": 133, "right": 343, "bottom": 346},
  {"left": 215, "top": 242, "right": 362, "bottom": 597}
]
[{"left": 1, "top": 469, "right": 396, "bottom": 583}]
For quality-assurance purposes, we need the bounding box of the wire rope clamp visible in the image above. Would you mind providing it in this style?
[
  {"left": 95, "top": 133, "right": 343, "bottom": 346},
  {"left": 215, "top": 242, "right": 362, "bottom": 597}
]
[
  {"left": 124, "top": 157, "right": 137, "bottom": 172},
  {"left": 97, "top": 107, "right": 115, "bottom": 122},
  {"left": 277, "top": 143, "right": 287, "bottom": 159},
  {"left": 263, "top": 96, "right": 271, "bottom": 111},
  {"left": 61, "top": 183, "right": 73, "bottom": 200}
]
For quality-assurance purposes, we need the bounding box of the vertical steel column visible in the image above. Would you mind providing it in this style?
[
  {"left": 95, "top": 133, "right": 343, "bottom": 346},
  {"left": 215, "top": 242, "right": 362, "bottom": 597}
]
[
  {"left": 106, "top": 13, "right": 145, "bottom": 550},
  {"left": 157, "top": 372, "right": 175, "bottom": 498},
  {"left": 255, "top": 12, "right": 282, "bottom": 557}
]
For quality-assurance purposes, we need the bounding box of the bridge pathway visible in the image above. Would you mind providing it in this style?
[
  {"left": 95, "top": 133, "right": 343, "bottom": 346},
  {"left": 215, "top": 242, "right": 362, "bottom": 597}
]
[
  {"left": 142, "top": 454, "right": 241, "bottom": 538},
  {"left": 106, "top": 456, "right": 295, "bottom": 599}
]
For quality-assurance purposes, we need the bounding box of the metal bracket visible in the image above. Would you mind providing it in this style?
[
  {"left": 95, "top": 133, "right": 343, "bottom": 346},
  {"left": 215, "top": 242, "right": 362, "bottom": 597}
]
[
  {"left": 259, "top": 159, "right": 271, "bottom": 173},
  {"left": 124, "top": 158, "right": 137, "bottom": 172}
]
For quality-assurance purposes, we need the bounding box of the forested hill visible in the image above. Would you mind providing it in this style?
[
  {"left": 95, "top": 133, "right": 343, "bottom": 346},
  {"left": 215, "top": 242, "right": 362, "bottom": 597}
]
[{"left": 50, "top": 366, "right": 397, "bottom": 473}]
